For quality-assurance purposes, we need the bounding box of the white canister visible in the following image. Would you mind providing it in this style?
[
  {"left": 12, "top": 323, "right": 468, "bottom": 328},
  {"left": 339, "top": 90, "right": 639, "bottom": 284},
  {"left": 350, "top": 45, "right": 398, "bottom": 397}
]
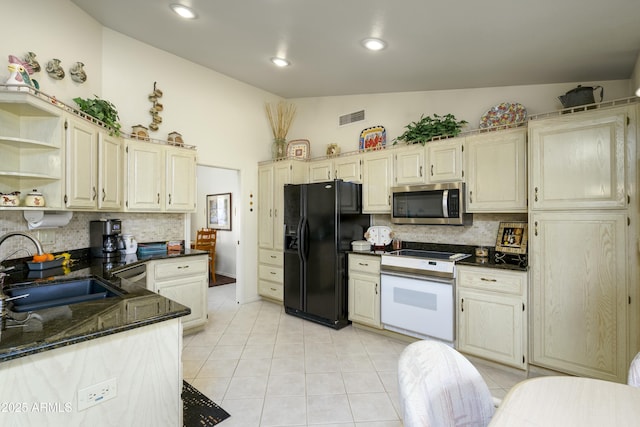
[
  {"left": 351, "top": 240, "right": 371, "bottom": 252},
  {"left": 24, "top": 189, "right": 45, "bottom": 207}
]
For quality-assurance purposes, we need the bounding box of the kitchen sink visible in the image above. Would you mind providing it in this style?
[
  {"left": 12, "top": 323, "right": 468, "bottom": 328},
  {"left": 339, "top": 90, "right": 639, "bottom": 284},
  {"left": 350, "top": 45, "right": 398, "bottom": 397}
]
[{"left": 5, "top": 278, "right": 123, "bottom": 313}]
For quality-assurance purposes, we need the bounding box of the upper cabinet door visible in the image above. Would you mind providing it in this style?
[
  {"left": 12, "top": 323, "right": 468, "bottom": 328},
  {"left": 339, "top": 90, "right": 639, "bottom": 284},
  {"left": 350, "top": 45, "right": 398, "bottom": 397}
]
[
  {"left": 65, "top": 116, "right": 97, "bottom": 208},
  {"left": 125, "top": 140, "right": 163, "bottom": 211},
  {"left": 465, "top": 129, "right": 527, "bottom": 213},
  {"left": 308, "top": 159, "right": 333, "bottom": 183},
  {"left": 98, "top": 132, "right": 123, "bottom": 210},
  {"left": 165, "top": 147, "right": 196, "bottom": 211},
  {"left": 426, "top": 138, "right": 463, "bottom": 183},
  {"left": 334, "top": 155, "right": 361, "bottom": 183},
  {"left": 529, "top": 107, "right": 629, "bottom": 210},
  {"left": 362, "top": 150, "right": 393, "bottom": 213},
  {"left": 394, "top": 145, "right": 426, "bottom": 185}
]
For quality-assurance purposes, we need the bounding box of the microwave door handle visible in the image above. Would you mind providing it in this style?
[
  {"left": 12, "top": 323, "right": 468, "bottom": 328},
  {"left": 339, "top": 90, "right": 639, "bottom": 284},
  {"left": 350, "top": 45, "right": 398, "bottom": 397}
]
[{"left": 442, "top": 189, "right": 449, "bottom": 218}]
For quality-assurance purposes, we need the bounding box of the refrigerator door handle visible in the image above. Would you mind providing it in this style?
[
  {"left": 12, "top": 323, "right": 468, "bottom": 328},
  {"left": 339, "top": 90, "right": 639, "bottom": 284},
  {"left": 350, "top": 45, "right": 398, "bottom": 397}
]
[
  {"left": 301, "top": 217, "right": 310, "bottom": 261},
  {"left": 296, "top": 217, "right": 304, "bottom": 259}
]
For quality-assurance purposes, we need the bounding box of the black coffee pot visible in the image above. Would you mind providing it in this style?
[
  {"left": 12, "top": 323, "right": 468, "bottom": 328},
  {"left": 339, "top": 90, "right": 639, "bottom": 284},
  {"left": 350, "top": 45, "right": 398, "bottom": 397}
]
[{"left": 558, "top": 85, "right": 603, "bottom": 108}]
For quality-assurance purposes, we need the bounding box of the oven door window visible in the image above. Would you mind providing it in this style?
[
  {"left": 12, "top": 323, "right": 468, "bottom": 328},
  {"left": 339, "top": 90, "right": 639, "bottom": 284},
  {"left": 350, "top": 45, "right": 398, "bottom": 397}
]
[
  {"left": 393, "top": 191, "right": 445, "bottom": 218},
  {"left": 381, "top": 274, "right": 454, "bottom": 342}
]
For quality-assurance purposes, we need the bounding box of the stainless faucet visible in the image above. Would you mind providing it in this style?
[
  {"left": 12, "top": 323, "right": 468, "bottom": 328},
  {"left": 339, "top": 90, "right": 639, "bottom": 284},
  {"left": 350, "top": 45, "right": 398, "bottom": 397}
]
[{"left": 0, "top": 232, "right": 44, "bottom": 267}]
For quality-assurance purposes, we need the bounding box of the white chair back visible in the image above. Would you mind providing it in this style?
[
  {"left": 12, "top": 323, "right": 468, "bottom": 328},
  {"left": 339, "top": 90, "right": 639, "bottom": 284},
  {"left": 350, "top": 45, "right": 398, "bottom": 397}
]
[
  {"left": 629, "top": 352, "right": 640, "bottom": 387},
  {"left": 398, "top": 340, "right": 495, "bottom": 427}
]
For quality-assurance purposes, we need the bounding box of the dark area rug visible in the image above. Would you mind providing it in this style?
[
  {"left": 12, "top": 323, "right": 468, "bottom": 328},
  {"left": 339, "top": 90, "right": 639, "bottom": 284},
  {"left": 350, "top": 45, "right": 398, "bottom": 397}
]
[
  {"left": 182, "top": 380, "right": 230, "bottom": 426},
  {"left": 209, "top": 274, "right": 236, "bottom": 287}
]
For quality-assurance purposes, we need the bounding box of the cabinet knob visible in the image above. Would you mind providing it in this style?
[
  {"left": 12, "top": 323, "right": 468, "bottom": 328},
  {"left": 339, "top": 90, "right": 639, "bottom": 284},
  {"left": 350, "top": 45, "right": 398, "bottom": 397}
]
[
  {"left": 358, "top": 262, "right": 369, "bottom": 266},
  {"left": 431, "top": 165, "right": 434, "bottom": 176},
  {"left": 92, "top": 187, "right": 97, "bottom": 201},
  {"left": 419, "top": 166, "right": 423, "bottom": 177},
  {"left": 480, "top": 277, "right": 497, "bottom": 282},
  {"left": 168, "top": 194, "right": 172, "bottom": 205},
  {"left": 102, "top": 188, "right": 106, "bottom": 202},
  {"left": 535, "top": 221, "right": 538, "bottom": 236},
  {"left": 534, "top": 187, "right": 539, "bottom": 202},
  {"left": 469, "top": 190, "right": 473, "bottom": 203},
  {"left": 177, "top": 265, "right": 190, "bottom": 269}
]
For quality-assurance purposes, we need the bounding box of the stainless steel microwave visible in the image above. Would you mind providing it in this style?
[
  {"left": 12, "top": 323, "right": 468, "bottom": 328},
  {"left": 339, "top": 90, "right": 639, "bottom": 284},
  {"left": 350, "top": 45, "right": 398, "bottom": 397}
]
[{"left": 391, "top": 182, "right": 472, "bottom": 225}]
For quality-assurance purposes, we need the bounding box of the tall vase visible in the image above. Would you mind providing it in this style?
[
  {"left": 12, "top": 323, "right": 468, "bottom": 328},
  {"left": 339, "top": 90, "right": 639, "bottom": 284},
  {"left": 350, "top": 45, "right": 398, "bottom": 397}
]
[{"left": 272, "top": 138, "right": 286, "bottom": 160}]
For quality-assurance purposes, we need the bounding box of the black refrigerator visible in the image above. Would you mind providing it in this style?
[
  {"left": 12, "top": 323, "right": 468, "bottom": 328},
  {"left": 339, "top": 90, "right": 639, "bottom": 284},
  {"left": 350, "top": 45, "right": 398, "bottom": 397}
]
[{"left": 283, "top": 180, "right": 370, "bottom": 329}]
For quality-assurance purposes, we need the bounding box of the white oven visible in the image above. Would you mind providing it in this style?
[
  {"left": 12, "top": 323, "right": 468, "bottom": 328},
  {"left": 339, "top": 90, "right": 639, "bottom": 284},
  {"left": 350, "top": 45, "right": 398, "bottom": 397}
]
[{"left": 380, "top": 249, "right": 469, "bottom": 344}]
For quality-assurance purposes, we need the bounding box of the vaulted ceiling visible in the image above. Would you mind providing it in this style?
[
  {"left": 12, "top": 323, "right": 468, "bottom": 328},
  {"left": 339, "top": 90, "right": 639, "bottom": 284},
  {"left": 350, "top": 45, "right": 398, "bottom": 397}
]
[{"left": 72, "top": 0, "right": 640, "bottom": 98}]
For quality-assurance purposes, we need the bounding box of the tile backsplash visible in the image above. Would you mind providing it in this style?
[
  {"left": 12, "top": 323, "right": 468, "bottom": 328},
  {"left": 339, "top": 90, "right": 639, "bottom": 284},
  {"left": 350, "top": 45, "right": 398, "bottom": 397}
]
[
  {"left": 0, "top": 211, "right": 185, "bottom": 260},
  {"left": 373, "top": 213, "right": 528, "bottom": 247}
]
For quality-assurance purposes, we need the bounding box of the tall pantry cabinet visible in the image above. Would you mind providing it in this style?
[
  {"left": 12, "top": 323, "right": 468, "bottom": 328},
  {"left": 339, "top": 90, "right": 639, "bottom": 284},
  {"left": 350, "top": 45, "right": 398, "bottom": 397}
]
[
  {"left": 257, "top": 160, "right": 307, "bottom": 301},
  {"left": 528, "top": 104, "right": 638, "bottom": 383}
]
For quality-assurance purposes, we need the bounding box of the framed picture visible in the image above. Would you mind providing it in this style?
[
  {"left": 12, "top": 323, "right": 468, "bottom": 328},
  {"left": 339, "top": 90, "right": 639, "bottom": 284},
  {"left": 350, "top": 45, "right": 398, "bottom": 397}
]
[
  {"left": 495, "top": 221, "right": 528, "bottom": 254},
  {"left": 207, "top": 193, "right": 232, "bottom": 230}
]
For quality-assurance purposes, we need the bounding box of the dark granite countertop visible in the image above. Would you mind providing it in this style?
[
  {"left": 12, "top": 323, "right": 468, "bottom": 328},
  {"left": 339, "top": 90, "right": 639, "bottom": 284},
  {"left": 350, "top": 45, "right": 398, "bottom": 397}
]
[
  {"left": 348, "top": 241, "right": 528, "bottom": 272},
  {"left": 0, "top": 248, "right": 207, "bottom": 363}
]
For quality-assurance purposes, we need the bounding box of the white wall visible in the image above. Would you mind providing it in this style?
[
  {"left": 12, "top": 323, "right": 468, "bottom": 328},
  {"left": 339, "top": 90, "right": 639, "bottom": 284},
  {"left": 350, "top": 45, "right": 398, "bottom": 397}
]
[
  {"left": 288, "top": 80, "right": 632, "bottom": 159},
  {"left": 2, "top": 0, "right": 282, "bottom": 304},
  {"left": 192, "top": 166, "right": 239, "bottom": 278}
]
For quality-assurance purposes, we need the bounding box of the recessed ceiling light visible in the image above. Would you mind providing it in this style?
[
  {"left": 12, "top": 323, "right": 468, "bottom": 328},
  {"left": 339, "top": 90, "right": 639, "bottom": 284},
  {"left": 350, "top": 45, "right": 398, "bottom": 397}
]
[
  {"left": 636, "top": 87, "right": 640, "bottom": 97},
  {"left": 170, "top": 4, "right": 198, "bottom": 19},
  {"left": 361, "top": 38, "right": 387, "bottom": 51},
  {"left": 271, "top": 57, "right": 290, "bottom": 67}
]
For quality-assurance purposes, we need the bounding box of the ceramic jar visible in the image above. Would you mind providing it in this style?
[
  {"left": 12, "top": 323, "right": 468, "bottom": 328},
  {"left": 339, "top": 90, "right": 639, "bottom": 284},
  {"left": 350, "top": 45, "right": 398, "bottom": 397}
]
[
  {"left": 0, "top": 192, "right": 20, "bottom": 206},
  {"left": 24, "top": 189, "right": 45, "bottom": 207}
]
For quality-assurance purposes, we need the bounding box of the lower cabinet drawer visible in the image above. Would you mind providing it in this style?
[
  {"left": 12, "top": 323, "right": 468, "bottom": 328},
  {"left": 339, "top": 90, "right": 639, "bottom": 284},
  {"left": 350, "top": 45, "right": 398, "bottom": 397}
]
[
  {"left": 457, "top": 266, "right": 525, "bottom": 295},
  {"left": 258, "top": 280, "right": 283, "bottom": 301},
  {"left": 153, "top": 257, "right": 208, "bottom": 281},
  {"left": 259, "top": 249, "right": 283, "bottom": 267},
  {"left": 258, "top": 264, "right": 283, "bottom": 283}
]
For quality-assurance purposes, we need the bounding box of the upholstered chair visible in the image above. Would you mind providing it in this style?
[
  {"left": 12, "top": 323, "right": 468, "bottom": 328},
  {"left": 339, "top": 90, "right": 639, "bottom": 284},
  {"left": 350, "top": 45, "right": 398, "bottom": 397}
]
[{"left": 398, "top": 340, "right": 495, "bottom": 427}]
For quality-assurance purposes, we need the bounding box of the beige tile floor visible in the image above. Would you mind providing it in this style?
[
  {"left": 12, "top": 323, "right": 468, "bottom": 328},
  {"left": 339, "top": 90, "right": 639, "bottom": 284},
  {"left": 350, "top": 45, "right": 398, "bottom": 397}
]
[{"left": 182, "top": 283, "right": 528, "bottom": 427}]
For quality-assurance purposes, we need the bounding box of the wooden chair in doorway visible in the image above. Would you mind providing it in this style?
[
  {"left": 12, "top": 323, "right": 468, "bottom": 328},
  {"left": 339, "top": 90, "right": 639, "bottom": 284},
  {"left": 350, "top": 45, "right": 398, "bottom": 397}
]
[{"left": 195, "top": 228, "right": 217, "bottom": 283}]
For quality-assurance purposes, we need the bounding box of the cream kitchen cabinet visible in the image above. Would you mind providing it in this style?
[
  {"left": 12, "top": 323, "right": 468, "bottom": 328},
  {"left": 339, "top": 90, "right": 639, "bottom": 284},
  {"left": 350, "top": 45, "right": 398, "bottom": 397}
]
[
  {"left": 124, "top": 139, "right": 196, "bottom": 212},
  {"left": 457, "top": 266, "right": 527, "bottom": 369},
  {"left": 0, "top": 91, "right": 64, "bottom": 209},
  {"left": 146, "top": 254, "right": 209, "bottom": 332},
  {"left": 394, "top": 145, "right": 426, "bottom": 185},
  {"left": 528, "top": 106, "right": 629, "bottom": 210},
  {"left": 258, "top": 160, "right": 307, "bottom": 250},
  {"left": 308, "top": 155, "right": 362, "bottom": 183},
  {"left": 529, "top": 211, "right": 628, "bottom": 382},
  {"left": 348, "top": 253, "right": 382, "bottom": 329},
  {"left": 258, "top": 248, "right": 284, "bottom": 301},
  {"left": 164, "top": 146, "right": 196, "bottom": 212},
  {"left": 465, "top": 128, "right": 527, "bottom": 212},
  {"left": 362, "top": 150, "right": 393, "bottom": 213},
  {"left": 334, "top": 155, "right": 362, "bottom": 182},
  {"left": 125, "top": 139, "right": 163, "bottom": 211},
  {"left": 426, "top": 138, "right": 463, "bottom": 183},
  {"left": 258, "top": 160, "right": 307, "bottom": 302},
  {"left": 65, "top": 115, "right": 123, "bottom": 210}
]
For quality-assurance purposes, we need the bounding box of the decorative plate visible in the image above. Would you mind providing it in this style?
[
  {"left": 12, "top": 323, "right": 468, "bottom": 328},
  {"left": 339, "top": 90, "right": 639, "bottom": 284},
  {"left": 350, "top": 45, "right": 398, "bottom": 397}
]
[
  {"left": 286, "top": 139, "right": 310, "bottom": 159},
  {"left": 479, "top": 102, "right": 527, "bottom": 129},
  {"left": 359, "top": 126, "right": 386, "bottom": 151},
  {"left": 365, "top": 226, "right": 392, "bottom": 246}
]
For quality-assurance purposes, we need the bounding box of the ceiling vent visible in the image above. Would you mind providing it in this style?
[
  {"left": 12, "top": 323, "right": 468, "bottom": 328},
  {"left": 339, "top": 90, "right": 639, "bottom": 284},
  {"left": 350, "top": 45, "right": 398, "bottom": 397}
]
[{"left": 339, "top": 110, "right": 365, "bottom": 126}]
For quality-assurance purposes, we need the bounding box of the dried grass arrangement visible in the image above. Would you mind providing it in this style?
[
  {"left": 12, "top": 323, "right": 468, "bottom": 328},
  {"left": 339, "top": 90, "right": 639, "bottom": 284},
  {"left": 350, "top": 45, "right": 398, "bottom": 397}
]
[
  {"left": 265, "top": 101, "right": 297, "bottom": 159},
  {"left": 265, "top": 101, "right": 297, "bottom": 140}
]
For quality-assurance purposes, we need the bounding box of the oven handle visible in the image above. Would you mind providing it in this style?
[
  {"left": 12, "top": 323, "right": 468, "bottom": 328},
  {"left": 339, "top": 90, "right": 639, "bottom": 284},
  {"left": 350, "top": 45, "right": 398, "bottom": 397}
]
[{"left": 381, "top": 270, "right": 455, "bottom": 285}]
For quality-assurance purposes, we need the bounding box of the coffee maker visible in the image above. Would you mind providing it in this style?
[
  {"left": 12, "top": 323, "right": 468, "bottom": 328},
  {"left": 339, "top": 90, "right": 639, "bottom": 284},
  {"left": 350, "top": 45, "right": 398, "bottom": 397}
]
[{"left": 90, "top": 219, "right": 122, "bottom": 258}]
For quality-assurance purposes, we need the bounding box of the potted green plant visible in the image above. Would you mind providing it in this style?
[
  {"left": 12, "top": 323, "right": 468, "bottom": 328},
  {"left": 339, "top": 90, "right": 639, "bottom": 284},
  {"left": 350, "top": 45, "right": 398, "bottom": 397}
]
[
  {"left": 73, "top": 95, "right": 122, "bottom": 136},
  {"left": 394, "top": 113, "right": 467, "bottom": 145}
]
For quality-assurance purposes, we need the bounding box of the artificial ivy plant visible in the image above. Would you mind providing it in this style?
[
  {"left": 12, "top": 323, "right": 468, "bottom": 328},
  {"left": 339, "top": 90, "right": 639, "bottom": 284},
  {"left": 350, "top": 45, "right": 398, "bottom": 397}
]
[
  {"left": 394, "top": 113, "right": 467, "bottom": 145},
  {"left": 73, "top": 95, "right": 122, "bottom": 136}
]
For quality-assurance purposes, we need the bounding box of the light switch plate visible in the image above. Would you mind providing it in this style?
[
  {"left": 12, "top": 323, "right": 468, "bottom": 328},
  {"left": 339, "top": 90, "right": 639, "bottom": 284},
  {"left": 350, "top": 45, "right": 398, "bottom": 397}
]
[{"left": 36, "top": 230, "right": 55, "bottom": 246}]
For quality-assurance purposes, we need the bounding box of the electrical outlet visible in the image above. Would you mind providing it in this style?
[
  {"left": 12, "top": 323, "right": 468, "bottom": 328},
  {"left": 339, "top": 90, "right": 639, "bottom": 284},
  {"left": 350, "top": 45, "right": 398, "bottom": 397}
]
[
  {"left": 77, "top": 378, "right": 117, "bottom": 411},
  {"left": 36, "top": 230, "right": 55, "bottom": 246}
]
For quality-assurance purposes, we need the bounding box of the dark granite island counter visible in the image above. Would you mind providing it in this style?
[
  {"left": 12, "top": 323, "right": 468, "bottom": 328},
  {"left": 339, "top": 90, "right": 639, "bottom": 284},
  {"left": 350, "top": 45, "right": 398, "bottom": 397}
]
[{"left": 0, "top": 251, "right": 199, "bottom": 426}]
